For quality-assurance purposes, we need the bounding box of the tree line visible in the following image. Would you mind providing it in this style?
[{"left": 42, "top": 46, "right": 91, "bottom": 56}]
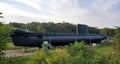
[{"left": 8, "top": 22, "right": 115, "bottom": 37}]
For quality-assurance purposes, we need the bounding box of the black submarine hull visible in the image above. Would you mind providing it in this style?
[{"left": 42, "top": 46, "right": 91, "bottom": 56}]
[{"left": 11, "top": 29, "right": 107, "bottom": 47}]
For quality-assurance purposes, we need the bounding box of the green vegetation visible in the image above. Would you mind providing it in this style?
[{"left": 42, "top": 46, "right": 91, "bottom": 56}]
[
  {"left": 0, "top": 12, "right": 4, "bottom": 18},
  {"left": 100, "top": 28, "right": 115, "bottom": 36},
  {"left": 88, "top": 27, "right": 100, "bottom": 34},
  {"left": 9, "top": 22, "right": 116, "bottom": 37},
  {"left": 1, "top": 42, "right": 120, "bottom": 64},
  {"left": 6, "top": 43, "right": 24, "bottom": 50},
  {"left": 113, "top": 27, "right": 120, "bottom": 54},
  {"left": 95, "top": 45, "right": 113, "bottom": 55},
  {"left": 9, "top": 22, "right": 76, "bottom": 33},
  {"left": 0, "top": 17, "right": 120, "bottom": 64},
  {"left": 0, "top": 24, "right": 15, "bottom": 57},
  {"left": 1, "top": 56, "right": 32, "bottom": 64}
]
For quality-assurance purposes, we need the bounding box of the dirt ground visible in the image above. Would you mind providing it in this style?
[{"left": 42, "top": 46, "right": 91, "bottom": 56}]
[{"left": 1, "top": 49, "right": 36, "bottom": 58}]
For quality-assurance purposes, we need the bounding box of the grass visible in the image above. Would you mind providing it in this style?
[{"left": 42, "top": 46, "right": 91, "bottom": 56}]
[
  {"left": 1, "top": 56, "right": 32, "bottom": 64},
  {"left": 6, "top": 42, "right": 114, "bottom": 54},
  {"left": 6, "top": 42, "right": 24, "bottom": 50},
  {"left": 1, "top": 43, "right": 115, "bottom": 64},
  {"left": 5, "top": 42, "right": 39, "bottom": 53},
  {"left": 95, "top": 44, "right": 114, "bottom": 55}
]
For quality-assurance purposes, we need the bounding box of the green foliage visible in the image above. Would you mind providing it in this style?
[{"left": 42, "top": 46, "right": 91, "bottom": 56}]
[
  {"left": 0, "top": 22, "right": 3, "bottom": 26},
  {"left": 100, "top": 28, "right": 115, "bottom": 36},
  {"left": 0, "top": 12, "right": 4, "bottom": 18},
  {"left": 95, "top": 45, "right": 113, "bottom": 55},
  {"left": 99, "top": 53, "right": 120, "bottom": 64},
  {"left": 113, "top": 27, "right": 120, "bottom": 54},
  {"left": 1, "top": 56, "right": 31, "bottom": 64},
  {"left": 26, "top": 22, "right": 45, "bottom": 32},
  {"left": 1, "top": 42, "right": 120, "bottom": 64},
  {"left": 114, "top": 27, "right": 120, "bottom": 43},
  {"left": 0, "top": 24, "right": 15, "bottom": 56},
  {"left": 88, "top": 27, "right": 100, "bottom": 34},
  {"left": 66, "top": 41, "right": 100, "bottom": 64},
  {"left": 5, "top": 43, "right": 23, "bottom": 50},
  {"left": 26, "top": 42, "right": 119, "bottom": 64},
  {"left": 9, "top": 22, "right": 119, "bottom": 36},
  {"left": 9, "top": 22, "right": 25, "bottom": 29},
  {"left": 26, "top": 42, "right": 100, "bottom": 64},
  {"left": 8, "top": 22, "right": 76, "bottom": 33},
  {"left": 31, "top": 47, "right": 70, "bottom": 64},
  {"left": 98, "top": 27, "right": 120, "bottom": 64}
]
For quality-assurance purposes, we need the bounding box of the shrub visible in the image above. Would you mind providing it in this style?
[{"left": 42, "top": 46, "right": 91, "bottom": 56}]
[
  {"left": 0, "top": 25, "right": 15, "bottom": 59},
  {"left": 66, "top": 41, "right": 100, "bottom": 64},
  {"left": 27, "top": 41, "right": 100, "bottom": 64},
  {"left": 99, "top": 53, "right": 120, "bottom": 64}
]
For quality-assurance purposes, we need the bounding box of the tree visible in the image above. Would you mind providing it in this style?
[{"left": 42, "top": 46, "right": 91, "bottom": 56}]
[
  {"left": 0, "top": 12, "right": 4, "bottom": 18},
  {"left": 25, "top": 22, "right": 45, "bottom": 32},
  {"left": 0, "top": 24, "right": 14, "bottom": 57},
  {"left": 100, "top": 28, "right": 115, "bottom": 36},
  {"left": 113, "top": 27, "right": 120, "bottom": 54},
  {"left": 0, "top": 22, "right": 3, "bottom": 26},
  {"left": 9, "top": 22, "right": 25, "bottom": 28},
  {"left": 88, "top": 27, "right": 100, "bottom": 34}
]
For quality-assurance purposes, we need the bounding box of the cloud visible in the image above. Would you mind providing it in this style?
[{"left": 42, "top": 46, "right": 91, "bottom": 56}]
[
  {"left": 0, "top": 2, "right": 63, "bottom": 23},
  {"left": 15, "top": 0, "right": 42, "bottom": 11},
  {"left": 0, "top": 0, "right": 120, "bottom": 28}
]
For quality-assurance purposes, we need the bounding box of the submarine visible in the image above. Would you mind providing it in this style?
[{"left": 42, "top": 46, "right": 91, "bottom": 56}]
[{"left": 11, "top": 24, "right": 107, "bottom": 48}]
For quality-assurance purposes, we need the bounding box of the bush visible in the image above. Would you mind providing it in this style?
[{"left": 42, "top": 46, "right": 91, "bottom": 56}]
[
  {"left": 0, "top": 25, "right": 15, "bottom": 59},
  {"left": 66, "top": 41, "right": 100, "bottom": 64},
  {"left": 99, "top": 53, "right": 120, "bottom": 64},
  {"left": 27, "top": 41, "right": 100, "bottom": 64},
  {"left": 1, "top": 56, "right": 31, "bottom": 64},
  {"left": 2, "top": 41, "right": 120, "bottom": 64}
]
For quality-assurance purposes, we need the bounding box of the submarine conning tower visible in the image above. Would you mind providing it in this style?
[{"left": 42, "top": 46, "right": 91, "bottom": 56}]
[{"left": 77, "top": 24, "right": 89, "bottom": 35}]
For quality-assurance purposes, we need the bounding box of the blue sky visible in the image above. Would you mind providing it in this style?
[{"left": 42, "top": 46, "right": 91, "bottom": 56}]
[{"left": 0, "top": 0, "right": 120, "bottom": 28}]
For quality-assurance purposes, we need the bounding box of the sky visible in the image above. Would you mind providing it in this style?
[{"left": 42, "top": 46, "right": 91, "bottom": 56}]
[{"left": 0, "top": 0, "right": 120, "bottom": 28}]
